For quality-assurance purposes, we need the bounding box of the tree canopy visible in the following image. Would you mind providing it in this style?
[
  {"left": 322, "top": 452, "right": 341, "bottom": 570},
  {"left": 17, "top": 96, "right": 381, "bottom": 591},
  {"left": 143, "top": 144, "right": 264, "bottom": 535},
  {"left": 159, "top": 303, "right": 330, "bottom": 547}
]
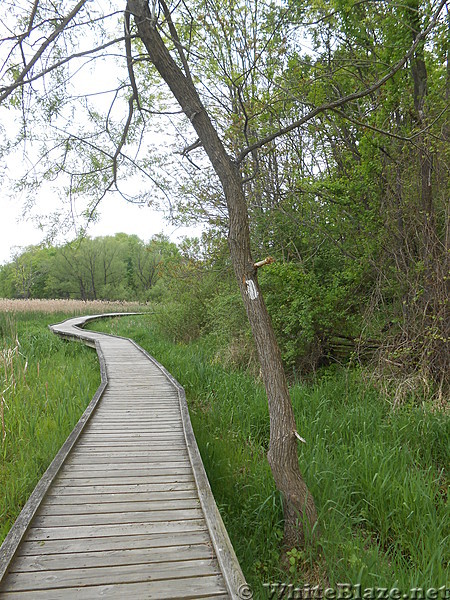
[{"left": 0, "top": 233, "right": 180, "bottom": 301}]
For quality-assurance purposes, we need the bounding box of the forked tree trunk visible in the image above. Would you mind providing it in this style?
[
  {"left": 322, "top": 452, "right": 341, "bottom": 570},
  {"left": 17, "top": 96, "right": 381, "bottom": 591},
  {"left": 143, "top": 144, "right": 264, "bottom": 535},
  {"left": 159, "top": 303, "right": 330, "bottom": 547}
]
[{"left": 128, "top": 0, "right": 318, "bottom": 547}]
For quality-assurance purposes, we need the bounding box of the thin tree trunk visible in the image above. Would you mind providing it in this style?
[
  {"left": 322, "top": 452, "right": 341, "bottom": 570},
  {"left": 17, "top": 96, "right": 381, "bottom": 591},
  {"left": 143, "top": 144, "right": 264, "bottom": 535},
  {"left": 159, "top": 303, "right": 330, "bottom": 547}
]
[{"left": 128, "top": 0, "right": 318, "bottom": 547}]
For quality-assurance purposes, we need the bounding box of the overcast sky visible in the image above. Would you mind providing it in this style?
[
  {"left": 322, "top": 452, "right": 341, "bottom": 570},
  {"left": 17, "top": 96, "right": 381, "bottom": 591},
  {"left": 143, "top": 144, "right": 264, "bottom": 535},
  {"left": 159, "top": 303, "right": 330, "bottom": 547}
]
[{"left": 0, "top": 193, "right": 202, "bottom": 265}]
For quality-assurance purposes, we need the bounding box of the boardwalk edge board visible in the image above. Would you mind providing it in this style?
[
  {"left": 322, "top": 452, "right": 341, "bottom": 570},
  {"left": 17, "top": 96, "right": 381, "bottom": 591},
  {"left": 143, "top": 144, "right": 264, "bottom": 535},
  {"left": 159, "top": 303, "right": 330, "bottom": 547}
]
[{"left": 0, "top": 312, "right": 247, "bottom": 599}]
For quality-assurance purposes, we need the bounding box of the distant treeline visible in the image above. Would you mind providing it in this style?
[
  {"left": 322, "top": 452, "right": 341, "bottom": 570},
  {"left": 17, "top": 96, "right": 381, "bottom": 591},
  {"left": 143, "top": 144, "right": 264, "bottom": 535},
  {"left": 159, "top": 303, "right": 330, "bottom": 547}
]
[
  {"left": 0, "top": 233, "right": 180, "bottom": 303},
  {"left": 1, "top": 225, "right": 448, "bottom": 402}
]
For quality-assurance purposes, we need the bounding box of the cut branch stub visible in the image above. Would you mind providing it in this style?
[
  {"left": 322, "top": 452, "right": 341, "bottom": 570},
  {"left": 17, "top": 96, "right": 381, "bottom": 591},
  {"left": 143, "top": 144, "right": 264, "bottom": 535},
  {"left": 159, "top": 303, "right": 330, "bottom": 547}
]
[{"left": 254, "top": 256, "right": 275, "bottom": 269}]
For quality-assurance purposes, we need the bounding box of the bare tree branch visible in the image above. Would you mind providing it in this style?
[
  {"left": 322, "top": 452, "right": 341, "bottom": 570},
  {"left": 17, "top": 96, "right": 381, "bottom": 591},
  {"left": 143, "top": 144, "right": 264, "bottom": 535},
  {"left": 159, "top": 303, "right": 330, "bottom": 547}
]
[
  {"left": 159, "top": 0, "right": 194, "bottom": 86},
  {"left": 179, "top": 138, "right": 202, "bottom": 155},
  {"left": 0, "top": 0, "right": 89, "bottom": 104},
  {"left": 112, "top": 95, "right": 135, "bottom": 183},
  {"left": 125, "top": 3, "right": 141, "bottom": 110},
  {"left": 0, "top": 36, "right": 130, "bottom": 103},
  {"left": 17, "top": 0, "right": 40, "bottom": 68},
  {"left": 328, "top": 104, "right": 450, "bottom": 146}
]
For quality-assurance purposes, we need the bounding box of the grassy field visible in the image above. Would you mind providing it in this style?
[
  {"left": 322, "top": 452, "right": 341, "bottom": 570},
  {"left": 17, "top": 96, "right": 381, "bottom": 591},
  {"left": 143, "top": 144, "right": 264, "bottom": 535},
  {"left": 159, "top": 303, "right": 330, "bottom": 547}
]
[
  {"left": 0, "top": 299, "right": 140, "bottom": 543},
  {"left": 88, "top": 315, "right": 449, "bottom": 595}
]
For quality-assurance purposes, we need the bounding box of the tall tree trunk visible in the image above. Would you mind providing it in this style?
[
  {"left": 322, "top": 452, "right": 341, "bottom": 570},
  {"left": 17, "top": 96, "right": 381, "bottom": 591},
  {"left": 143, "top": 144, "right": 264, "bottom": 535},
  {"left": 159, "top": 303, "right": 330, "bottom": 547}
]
[
  {"left": 127, "top": 0, "right": 318, "bottom": 547},
  {"left": 79, "top": 277, "right": 87, "bottom": 302},
  {"left": 407, "top": 1, "right": 448, "bottom": 384},
  {"left": 409, "top": 0, "right": 434, "bottom": 259}
]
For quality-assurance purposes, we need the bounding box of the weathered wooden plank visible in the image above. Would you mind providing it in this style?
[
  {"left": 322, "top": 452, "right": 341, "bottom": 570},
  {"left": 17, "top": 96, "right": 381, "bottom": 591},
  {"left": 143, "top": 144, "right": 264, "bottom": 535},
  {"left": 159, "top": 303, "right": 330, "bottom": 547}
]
[
  {"left": 87, "top": 411, "right": 181, "bottom": 416},
  {"left": 62, "top": 459, "right": 191, "bottom": 468},
  {"left": 104, "top": 380, "right": 176, "bottom": 384},
  {"left": 105, "top": 384, "right": 178, "bottom": 389},
  {"left": 81, "top": 418, "right": 180, "bottom": 424},
  {"left": 197, "top": 596, "right": 231, "bottom": 599},
  {"left": 66, "top": 453, "right": 190, "bottom": 463},
  {"left": 50, "top": 483, "right": 198, "bottom": 495},
  {"left": 82, "top": 428, "right": 182, "bottom": 433},
  {"left": 101, "top": 386, "right": 178, "bottom": 390},
  {"left": 94, "top": 405, "right": 178, "bottom": 408},
  {"left": 78, "top": 433, "right": 185, "bottom": 440},
  {"left": 10, "top": 543, "right": 215, "bottom": 572},
  {"left": 63, "top": 461, "right": 191, "bottom": 471},
  {"left": 32, "top": 508, "right": 204, "bottom": 527},
  {"left": 83, "top": 422, "right": 183, "bottom": 426},
  {"left": 44, "top": 490, "right": 199, "bottom": 504},
  {"left": 73, "top": 439, "right": 187, "bottom": 446},
  {"left": 84, "top": 418, "right": 182, "bottom": 424},
  {"left": 94, "top": 395, "right": 179, "bottom": 400},
  {"left": 83, "top": 419, "right": 182, "bottom": 424},
  {"left": 67, "top": 447, "right": 188, "bottom": 455},
  {"left": 58, "top": 468, "right": 192, "bottom": 479},
  {"left": 99, "top": 392, "right": 178, "bottom": 396},
  {"left": 36, "top": 499, "right": 201, "bottom": 516},
  {"left": 66, "top": 452, "right": 188, "bottom": 461},
  {"left": 75, "top": 440, "right": 186, "bottom": 447},
  {"left": 90, "top": 411, "right": 180, "bottom": 415},
  {"left": 103, "top": 396, "right": 174, "bottom": 403},
  {"left": 17, "top": 530, "right": 211, "bottom": 557},
  {"left": 2, "top": 558, "right": 220, "bottom": 591},
  {"left": 64, "top": 458, "right": 190, "bottom": 467},
  {"left": 65, "top": 455, "right": 190, "bottom": 473},
  {"left": 85, "top": 414, "right": 183, "bottom": 424},
  {"left": 52, "top": 481, "right": 197, "bottom": 493},
  {"left": 57, "top": 465, "right": 191, "bottom": 475},
  {"left": 75, "top": 441, "right": 186, "bottom": 449},
  {"left": 0, "top": 574, "right": 228, "bottom": 599},
  {"left": 54, "top": 474, "right": 195, "bottom": 486},
  {"left": 86, "top": 413, "right": 182, "bottom": 419},
  {"left": 95, "top": 404, "right": 177, "bottom": 408},
  {"left": 97, "top": 392, "right": 178, "bottom": 396},
  {"left": 72, "top": 446, "right": 189, "bottom": 453},
  {"left": 92, "top": 406, "right": 180, "bottom": 410},
  {"left": 26, "top": 519, "right": 207, "bottom": 540},
  {"left": 101, "top": 378, "right": 176, "bottom": 382},
  {"left": 81, "top": 427, "right": 183, "bottom": 432}
]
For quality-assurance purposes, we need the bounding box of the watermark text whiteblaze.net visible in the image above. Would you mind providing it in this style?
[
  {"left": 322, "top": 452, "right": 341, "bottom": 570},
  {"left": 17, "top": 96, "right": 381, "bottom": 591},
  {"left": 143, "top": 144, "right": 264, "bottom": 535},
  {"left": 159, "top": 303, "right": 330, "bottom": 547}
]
[{"left": 261, "top": 583, "right": 450, "bottom": 600}]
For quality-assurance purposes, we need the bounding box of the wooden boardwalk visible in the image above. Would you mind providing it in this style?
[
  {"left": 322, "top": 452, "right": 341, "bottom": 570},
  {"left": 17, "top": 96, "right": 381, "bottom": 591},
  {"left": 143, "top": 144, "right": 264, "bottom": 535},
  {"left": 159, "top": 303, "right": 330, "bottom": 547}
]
[{"left": 0, "top": 314, "right": 247, "bottom": 599}]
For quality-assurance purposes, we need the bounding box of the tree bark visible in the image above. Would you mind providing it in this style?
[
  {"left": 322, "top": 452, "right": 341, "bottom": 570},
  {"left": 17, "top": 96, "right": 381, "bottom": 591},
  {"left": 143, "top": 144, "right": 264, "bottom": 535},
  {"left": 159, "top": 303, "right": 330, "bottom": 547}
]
[
  {"left": 127, "top": 0, "right": 318, "bottom": 547},
  {"left": 408, "top": 4, "right": 436, "bottom": 276}
]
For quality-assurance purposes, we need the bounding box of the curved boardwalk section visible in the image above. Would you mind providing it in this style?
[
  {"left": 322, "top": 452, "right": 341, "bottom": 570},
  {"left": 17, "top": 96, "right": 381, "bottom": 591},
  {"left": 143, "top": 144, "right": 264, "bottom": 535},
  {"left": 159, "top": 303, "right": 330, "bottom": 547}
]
[{"left": 0, "top": 314, "right": 246, "bottom": 599}]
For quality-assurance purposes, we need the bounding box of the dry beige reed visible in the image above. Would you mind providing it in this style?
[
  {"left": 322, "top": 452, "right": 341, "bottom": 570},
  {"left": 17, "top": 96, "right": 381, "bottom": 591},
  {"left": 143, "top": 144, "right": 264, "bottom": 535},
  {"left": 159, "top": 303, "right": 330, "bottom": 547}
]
[{"left": 0, "top": 298, "right": 141, "bottom": 314}]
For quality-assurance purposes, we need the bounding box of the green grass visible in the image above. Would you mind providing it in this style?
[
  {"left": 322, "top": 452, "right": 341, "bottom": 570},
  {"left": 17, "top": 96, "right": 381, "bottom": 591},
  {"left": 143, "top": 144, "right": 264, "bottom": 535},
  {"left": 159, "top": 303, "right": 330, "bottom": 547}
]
[
  {"left": 0, "top": 311, "right": 100, "bottom": 544},
  {"left": 88, "top": 315, "right": 449, "bottom": 594}
]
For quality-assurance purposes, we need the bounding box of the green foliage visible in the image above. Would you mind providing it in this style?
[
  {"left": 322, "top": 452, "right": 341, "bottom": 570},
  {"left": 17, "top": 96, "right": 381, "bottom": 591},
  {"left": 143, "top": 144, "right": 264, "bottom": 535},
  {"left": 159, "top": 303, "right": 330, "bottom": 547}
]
[
  {"left": 259, "top": 254, "right": 365, "bottom": 372},
  {"left": 0, "top": 233, "right": 181, "bottom": 303}
]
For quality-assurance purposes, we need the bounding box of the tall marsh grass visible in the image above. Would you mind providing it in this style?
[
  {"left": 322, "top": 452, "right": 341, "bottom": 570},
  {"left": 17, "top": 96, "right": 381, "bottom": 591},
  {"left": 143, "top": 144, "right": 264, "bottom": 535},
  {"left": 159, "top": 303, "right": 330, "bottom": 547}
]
[
  {"left": 0, "top": 298, "right": 141, "bottom": 314},
  {"left": 89, "top": 315, "right": 449, "bottom": 594},
  {"left": 0, "top": 310, "right": 100, "bottom": 543}
]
